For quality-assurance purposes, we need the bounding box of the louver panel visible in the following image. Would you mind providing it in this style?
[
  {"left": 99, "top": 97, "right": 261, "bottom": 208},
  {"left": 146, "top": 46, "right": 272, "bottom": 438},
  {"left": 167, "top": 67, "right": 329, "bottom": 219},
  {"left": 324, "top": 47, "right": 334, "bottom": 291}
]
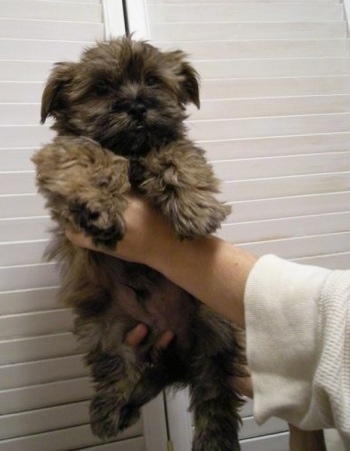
[
  {"left": 146, "top": 0, "right": 350, "bottom": 448},
  {"left": 0, "top": 1, "right": 155, "bottom": 449}
]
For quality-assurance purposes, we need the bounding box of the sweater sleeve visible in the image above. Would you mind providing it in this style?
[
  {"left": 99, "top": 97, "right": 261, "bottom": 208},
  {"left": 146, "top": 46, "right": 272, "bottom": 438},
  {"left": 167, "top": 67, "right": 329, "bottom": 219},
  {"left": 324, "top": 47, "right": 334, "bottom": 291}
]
[{"left": 244, "top": 254, "right": 350, "bottom": 441}]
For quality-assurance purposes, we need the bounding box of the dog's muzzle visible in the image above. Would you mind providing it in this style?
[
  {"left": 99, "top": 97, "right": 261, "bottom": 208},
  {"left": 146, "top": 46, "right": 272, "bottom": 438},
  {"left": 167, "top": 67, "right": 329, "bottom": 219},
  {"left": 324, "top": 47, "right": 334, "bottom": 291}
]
[{"left": 128, "top": 102, "right": 147, "bottom": 120}]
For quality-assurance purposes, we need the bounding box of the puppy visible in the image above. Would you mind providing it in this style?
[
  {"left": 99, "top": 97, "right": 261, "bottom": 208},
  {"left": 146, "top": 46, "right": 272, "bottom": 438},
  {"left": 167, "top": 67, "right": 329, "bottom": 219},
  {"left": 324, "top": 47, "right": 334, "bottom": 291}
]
[{"left": 32, "top": 37, "right": 246, "bottom": 451}]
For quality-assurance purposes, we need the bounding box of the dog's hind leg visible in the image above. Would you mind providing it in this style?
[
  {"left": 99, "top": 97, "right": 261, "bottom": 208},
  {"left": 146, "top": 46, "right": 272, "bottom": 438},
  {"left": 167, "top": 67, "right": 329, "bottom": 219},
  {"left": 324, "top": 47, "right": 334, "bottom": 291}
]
[
  {"left": 116, "top": 339, "right": 189, "bottom": 431},
  {"left": 188, "top": 309, "right": 246, "bottom": 451},
  {"left": 86, "top": 347, "right": 144, "bottom": 439},
  {"left": 189, "top": 360, "right": 243, "bottom": 451}
]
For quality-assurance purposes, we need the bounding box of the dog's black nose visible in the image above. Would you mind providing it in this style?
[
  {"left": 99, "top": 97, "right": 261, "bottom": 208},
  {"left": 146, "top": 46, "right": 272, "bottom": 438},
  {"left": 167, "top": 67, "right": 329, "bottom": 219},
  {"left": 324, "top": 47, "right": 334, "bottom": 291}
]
[{"left": 129, "top": 103, "right": 147, "bottom": 119}]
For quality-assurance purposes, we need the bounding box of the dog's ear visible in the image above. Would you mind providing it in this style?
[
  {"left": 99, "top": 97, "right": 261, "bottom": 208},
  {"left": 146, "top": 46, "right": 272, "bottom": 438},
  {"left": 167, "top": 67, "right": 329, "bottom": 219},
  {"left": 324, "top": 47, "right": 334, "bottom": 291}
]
[
  {"left": 41, "top": 62, "right": 76, "bottom": 123},
  {"left": 178, "top": 60, "right": 200, "bottom": 109},
  {"left": 164, "top": 50, "right": 200, "bottom": 109}
]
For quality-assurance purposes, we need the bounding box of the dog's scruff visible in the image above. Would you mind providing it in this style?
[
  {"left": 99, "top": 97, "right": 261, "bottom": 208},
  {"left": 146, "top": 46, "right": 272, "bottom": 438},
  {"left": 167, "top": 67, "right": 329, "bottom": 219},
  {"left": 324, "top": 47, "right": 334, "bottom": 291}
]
[{"left": 33, "top": 37, "right": 246, "bottom": 451}]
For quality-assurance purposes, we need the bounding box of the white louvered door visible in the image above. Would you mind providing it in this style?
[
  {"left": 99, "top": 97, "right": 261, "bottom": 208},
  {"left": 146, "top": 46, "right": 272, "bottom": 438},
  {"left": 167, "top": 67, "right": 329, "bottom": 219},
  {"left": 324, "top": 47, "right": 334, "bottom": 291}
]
[
  {"left": 2, "top": 0, "right": 350, "bottom": 450},
  {"left": 0, "top": 1, "right": 167, "bottom": 450},
  {"left": 134, "top": 0, "right": 350, "bottom": 449}
]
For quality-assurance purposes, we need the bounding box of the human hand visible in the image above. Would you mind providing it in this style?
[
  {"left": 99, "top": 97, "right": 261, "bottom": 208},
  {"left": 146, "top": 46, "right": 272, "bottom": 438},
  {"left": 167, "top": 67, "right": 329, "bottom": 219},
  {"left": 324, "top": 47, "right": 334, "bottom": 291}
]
[
  {"left": 65, "top": 193, "right": 176, "bottom": 266},
  {"left": 124, "top": 323, "right": 175, "bottom": 362}
]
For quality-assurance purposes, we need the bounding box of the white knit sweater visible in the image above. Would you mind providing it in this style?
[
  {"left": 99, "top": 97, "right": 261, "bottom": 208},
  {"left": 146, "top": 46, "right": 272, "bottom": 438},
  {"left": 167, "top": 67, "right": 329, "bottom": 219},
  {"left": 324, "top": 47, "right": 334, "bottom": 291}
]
[{"left": 244, "top": 255, "right": 350, "bottom": 446}]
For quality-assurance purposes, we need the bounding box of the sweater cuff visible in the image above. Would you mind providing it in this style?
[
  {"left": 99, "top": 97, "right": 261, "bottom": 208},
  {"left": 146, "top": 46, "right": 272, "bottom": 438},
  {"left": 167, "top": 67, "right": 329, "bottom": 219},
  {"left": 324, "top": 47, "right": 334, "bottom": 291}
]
[{"left": 244, "top": 254, "right": 330, "bottom": 428}]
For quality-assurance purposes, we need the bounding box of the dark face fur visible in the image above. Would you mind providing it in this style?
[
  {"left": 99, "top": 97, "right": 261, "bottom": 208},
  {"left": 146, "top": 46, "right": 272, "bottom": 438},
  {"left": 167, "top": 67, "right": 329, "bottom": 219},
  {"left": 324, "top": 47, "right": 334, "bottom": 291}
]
[{"left": 41, "top": 38, "right": 200, "bottom": 156}]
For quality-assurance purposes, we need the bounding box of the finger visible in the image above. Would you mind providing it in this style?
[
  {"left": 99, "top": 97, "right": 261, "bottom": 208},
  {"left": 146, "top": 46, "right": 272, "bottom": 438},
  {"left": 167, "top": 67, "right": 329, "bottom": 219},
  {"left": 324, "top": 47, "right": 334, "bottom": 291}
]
[
  {"left": 65, "top": 229, "right": 94, "bottom": 249},
  {"left": 232, "top": 365, "right": 253, "bottom": 399},
  {"left": 155, "top": 330, "right": 175, "bottom": 350},
  {"left": 236, "top": 376, "right": 253, "bottom": 399},
  {"left": 124, "top": 323, "right": 149, "bottom": 348},
  {"left": 151, "top": 330, "right": 175, "bottom": 362},
  {"left": 65, "top": 229, "right": 119, "bottom": 259}
]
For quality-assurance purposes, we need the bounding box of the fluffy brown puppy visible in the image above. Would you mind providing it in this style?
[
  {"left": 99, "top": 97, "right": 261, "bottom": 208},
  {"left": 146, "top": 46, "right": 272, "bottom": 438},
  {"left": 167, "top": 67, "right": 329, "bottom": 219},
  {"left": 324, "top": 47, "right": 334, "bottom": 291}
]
[{"left": 32, "top": 37, "right": 246, "bottom": 451}]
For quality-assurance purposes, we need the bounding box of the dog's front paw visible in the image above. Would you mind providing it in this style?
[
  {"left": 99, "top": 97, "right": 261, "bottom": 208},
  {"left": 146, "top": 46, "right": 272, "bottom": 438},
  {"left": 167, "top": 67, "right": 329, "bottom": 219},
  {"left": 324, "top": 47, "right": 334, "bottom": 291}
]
[
  {"left": 90, "top": 395, "right": 140, "bottom": 439},
  {"left": 166, "top": 194, "right": 231, "bottom": 239},
  {"left": 69, "top": 200, "right": 125, "bottom": 247}
]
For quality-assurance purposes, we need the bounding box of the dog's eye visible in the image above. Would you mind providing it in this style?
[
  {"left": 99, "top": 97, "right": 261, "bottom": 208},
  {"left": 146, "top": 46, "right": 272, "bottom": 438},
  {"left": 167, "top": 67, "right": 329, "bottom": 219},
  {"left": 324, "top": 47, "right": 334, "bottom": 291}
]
[
  {"left": 145, "top": 76, "right": 159, "bottom": 87},
  {"left": 95, "top": 81, "right": 111, "bottom": 96}
]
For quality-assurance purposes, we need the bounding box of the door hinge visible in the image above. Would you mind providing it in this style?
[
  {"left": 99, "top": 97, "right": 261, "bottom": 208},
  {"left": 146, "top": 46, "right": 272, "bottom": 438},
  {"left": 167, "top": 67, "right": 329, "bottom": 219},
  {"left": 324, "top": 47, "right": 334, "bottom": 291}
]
[{"left": 167, "top": 440, "right": 174, "bottom": 451}]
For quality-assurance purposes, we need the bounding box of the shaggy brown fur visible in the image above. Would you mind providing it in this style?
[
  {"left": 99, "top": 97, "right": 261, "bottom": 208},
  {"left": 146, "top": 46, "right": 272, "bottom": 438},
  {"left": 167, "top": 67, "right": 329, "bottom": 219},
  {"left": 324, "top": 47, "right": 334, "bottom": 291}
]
[{"left": 32, "top": 37, "right": 246, "bottom": 451}]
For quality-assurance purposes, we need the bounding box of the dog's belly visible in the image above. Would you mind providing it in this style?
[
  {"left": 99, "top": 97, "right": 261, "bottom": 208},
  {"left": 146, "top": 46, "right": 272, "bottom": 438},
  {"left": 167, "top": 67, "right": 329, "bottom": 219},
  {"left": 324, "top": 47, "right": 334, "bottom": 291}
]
[{"left": 94, "top": 253, "right": 197, "bottom": 341}]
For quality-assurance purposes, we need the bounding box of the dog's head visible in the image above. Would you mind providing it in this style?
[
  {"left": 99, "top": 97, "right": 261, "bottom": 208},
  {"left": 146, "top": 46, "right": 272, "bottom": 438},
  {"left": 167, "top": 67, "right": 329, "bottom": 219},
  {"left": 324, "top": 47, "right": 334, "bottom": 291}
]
[{"left": 41, "top": 37, "right": 200, "bottom": 155}]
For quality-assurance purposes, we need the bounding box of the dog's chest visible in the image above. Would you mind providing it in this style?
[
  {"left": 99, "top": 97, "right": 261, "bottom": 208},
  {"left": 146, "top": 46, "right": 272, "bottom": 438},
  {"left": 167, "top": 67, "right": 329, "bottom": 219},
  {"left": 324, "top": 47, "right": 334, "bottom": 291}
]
[{"left": 127, "top": 157, "right": 147, "bottom": 189}]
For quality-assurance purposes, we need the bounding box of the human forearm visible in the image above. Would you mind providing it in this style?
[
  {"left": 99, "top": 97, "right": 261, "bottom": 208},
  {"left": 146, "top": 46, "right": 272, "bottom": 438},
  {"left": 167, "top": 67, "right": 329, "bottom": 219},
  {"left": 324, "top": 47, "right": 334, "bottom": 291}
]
[{"left": 145, "top": 234, "right": 256, "bottom": 329}]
